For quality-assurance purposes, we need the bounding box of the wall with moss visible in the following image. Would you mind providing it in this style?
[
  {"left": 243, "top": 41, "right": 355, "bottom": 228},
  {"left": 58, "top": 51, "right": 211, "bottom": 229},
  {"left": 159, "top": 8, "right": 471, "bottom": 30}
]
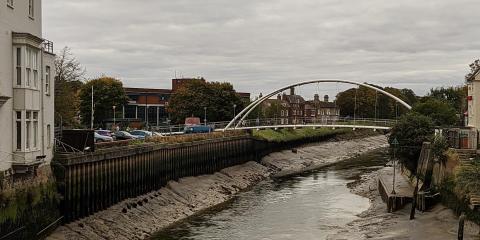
[{"left": 0, "top": 166, "right": 61, "bottom": 239}]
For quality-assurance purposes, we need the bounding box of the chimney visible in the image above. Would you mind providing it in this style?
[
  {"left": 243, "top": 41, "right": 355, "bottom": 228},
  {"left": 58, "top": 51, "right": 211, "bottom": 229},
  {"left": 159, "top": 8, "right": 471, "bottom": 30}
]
[
  {"left": 282, "top": 92, "right": 287, "bottom": 101},
  {"left": 290, "top": 87, "right": 295, "bottom": 95},
  {"left": 324, "top": 95, "right": 329, "bottom": 102},
  {"left": 314, "top": 94, "right": 319, "bottom": 101},
  {"left": 277, "top": 94, "right": 281, "bottom": 100}
]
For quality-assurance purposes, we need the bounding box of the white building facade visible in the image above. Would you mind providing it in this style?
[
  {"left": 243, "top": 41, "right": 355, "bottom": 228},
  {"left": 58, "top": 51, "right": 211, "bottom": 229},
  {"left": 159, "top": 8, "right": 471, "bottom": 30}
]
[{"left": 0, "top": 0, "right": 55, "bottom": 175}]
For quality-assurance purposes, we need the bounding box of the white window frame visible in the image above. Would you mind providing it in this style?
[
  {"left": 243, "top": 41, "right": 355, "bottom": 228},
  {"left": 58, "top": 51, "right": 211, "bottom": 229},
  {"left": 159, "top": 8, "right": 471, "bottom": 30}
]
[
  {"left": 26, "top": 111, "right": 31, "bottom": 150},
  {"left": 33, "top": 112, "right": 38, "bottom": 149},
  {"left": 45, "top": 66, "right": 51, "bottom": 95},
  {"left": 15, "top": 111, "right": 22, "bottom": 151},
  {"left": 28, "top": 0, "right": 34, "bottom": 19}
]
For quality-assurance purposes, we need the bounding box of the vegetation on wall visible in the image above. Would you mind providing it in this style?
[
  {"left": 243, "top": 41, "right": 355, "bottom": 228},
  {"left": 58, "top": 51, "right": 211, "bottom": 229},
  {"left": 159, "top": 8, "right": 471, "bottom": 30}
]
[
  {"left": 0, "top": 178, "right": 61, "bottom": 239},
  {"left": 253, "top": 128, "right": 350, "bottom": 143}
]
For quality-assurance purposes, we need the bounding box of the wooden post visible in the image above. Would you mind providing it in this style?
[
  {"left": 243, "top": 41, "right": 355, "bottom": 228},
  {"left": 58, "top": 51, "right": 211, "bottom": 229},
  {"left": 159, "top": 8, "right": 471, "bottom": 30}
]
[
  {"left": 458, "top": 212, "right": 465, "bottom": 240},
  {"left": 410, "top": 177, "right": 420, "bottom": 220}
]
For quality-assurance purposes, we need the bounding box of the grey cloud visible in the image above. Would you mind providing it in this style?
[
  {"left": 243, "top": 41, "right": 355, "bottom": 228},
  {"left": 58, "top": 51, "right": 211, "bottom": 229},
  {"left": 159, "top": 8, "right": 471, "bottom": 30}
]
[{"left": 43, "top": 0, "right": 480, "bottom": 97}]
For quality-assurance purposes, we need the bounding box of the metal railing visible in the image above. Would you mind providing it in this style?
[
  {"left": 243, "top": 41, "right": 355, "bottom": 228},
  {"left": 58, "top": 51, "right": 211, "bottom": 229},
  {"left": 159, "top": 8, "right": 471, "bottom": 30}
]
[
  {"left": 43, "top": 39, "right": 54, "bottom": 54},
  {"left": 149, "top": 117, "right": 396, "bottom": 134}
]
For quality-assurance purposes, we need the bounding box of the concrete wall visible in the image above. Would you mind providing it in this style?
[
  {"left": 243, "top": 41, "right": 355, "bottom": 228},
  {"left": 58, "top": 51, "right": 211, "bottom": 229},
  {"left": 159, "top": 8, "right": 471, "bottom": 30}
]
[
  {"left": 0, "top": 0, "right": 55, "bottom": 172},
  {"left": 467, "top": 73, "right": 480, "bottom": 128}
]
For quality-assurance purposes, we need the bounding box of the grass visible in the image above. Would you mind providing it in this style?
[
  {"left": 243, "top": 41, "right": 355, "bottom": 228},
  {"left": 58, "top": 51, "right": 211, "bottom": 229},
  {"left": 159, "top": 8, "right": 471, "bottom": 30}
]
[{"left": 252, "top": 127, "right": 351, "bottom": 143}]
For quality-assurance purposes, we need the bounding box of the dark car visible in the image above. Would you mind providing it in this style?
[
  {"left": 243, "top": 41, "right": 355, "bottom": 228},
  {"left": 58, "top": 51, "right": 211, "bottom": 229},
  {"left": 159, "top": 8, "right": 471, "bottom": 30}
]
[
  {"left": 113, "top": 131, "right": 137, "bottom": 140},
  {"left": 96, "top": 130, "right": 113, "bottom": 137}
]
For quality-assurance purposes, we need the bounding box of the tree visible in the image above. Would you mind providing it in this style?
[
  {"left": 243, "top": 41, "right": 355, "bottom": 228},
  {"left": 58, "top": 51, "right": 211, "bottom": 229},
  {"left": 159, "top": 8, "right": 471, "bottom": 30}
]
[
  {"left": 412, "top": 98, "right": 458, "bottom": 126},
  {"left": 335, "top": 85, "right": 417, "bottom": 119},
  {"left": 54, "top": 47, "right": 86, "bottom": 127},
  {"left": 426, "top": 86, "right": 467, "bottom": 115},
  {"left": 167, "top": 80, "right": 245, "bottom": 124},
  {"left": 389, "top": 112, "right": 435, "bottom": 171},
  {"left": 79, "top": 77, "right": 128, "bottom": 127}
]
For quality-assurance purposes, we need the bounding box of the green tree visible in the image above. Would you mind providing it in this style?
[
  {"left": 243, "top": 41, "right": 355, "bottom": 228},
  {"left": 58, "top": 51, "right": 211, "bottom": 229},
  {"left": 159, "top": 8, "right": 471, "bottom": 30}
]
[
  {"left": 335, "top": 85, "right": 417, "bottom": 119},
  {"left": 426, "top": 86, "right": 467, "bottom": 115},
  {"left": 167, "top": 80, "right": 244, "bottom": 124},
  {"left": 389, "top": 112, "right": 435, "bottom": 171},
  {"left": 412, "top": 98, "right": 458, "bottom": 126},
  {"left": 263, "top": 101, "right": 282, "bottom": 118},
  {"left": 54, "top": 47, "right": 85, "bottom": 127},
  {"left": 79, "top": 77, "right": 128, "bottom": 127}
]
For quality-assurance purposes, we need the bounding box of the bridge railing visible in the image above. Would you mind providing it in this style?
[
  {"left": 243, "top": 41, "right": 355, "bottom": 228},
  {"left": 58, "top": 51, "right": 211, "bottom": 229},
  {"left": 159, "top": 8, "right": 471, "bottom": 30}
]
[
  {"left": 224, "top": 117, "right": 397, "bottom": 129},
  {"left": 149, "top": 117, "right": 397, "bottom": 133}
]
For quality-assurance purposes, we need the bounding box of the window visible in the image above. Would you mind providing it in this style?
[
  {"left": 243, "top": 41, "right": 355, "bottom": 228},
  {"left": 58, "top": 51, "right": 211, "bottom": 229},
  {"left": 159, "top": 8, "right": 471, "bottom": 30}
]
[
  {"left": 33, "top": 112, "right": 38, "bottom": 148},
  {"left": 26, "top": 111, "right": 31, "bottom": 149},
  {"left": 47, "top": 124, "right": 51, "bottom": 148},
  {"left": 7, "top": 0, "right": 13, "bottom": 8},
  {"left": 45, "top": 66, "right": 51, "bottom": 95},
  {"left": 16, "top": 47, "right": 22, "bottom": 86},
  {"left": 25, "top": 47, "right": 38, "bottom": 88},
  {"left": 15, "top": 111, "right": 21, "bottom": 150},
  {"left": 28, "top": 0, "right": 34, "bottom": 18}
]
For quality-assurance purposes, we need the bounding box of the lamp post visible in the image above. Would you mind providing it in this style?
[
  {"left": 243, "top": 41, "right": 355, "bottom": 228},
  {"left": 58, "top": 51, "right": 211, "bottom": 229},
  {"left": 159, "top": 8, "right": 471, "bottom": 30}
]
[
  {"left": 391, "top": 138, "right": 399, "bottom": 194},
  {"left": 204, "top": 107, "right": 207, "bottom": 126},
  {"left": 113, "top": 105, "right": 116, "bottom": 130},
  {"left": 233, "top": 104, "right": 237, "bottom": 118}
]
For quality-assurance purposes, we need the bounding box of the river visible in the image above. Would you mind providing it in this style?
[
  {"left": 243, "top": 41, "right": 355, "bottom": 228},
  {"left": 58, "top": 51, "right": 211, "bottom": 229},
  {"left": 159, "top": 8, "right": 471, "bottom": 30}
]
[{"left": 152, "top": 148, "right": 389, "bottom": 240}]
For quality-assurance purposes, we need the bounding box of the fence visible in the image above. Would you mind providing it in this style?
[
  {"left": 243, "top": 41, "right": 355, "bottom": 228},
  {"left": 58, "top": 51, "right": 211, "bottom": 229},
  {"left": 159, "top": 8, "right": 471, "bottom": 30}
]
[{"left": 53, "top": 135, "right": 264, "bottom": 222}]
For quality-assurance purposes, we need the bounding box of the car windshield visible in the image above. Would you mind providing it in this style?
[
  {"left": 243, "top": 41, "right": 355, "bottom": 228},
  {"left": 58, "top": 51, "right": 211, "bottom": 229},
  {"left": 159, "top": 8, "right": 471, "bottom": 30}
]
[{"left": 131, "top": 131, "right": 145, "bottom": 136}]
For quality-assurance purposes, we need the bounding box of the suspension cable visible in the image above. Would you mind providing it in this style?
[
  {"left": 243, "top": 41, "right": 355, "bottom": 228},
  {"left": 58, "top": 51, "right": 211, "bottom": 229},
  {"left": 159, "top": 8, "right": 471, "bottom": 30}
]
[
  {"left": 374, "top": 90, "right": 378, "bottom": 122},
  {"left": 354, "top": 87, "right": 358, "bottom": 125}
]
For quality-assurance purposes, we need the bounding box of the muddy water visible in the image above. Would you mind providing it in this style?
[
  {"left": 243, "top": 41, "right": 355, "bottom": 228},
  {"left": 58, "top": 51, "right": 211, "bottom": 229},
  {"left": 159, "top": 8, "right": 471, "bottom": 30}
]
[{"left": 153, "top": 149, "right": 389, "bottom": 240}]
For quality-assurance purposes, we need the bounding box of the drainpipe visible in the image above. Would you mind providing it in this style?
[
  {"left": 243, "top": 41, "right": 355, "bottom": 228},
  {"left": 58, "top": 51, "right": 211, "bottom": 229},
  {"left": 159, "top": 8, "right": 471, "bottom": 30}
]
[{"left": 40, "top": 44, "right": 45, "bottom": 157}]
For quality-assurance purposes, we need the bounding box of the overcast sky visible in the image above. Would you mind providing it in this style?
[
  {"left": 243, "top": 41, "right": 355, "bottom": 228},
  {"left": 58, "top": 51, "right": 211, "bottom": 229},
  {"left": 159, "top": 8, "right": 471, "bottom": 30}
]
[{"left": 43, "top": 0, "right": 480, "bottom": 97}]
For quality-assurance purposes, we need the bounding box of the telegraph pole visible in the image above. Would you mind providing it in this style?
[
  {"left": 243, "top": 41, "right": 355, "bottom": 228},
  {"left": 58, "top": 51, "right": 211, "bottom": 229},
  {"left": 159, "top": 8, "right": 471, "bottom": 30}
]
[{"left": 91, "top": 86, "right": 94, "bottom": 129}]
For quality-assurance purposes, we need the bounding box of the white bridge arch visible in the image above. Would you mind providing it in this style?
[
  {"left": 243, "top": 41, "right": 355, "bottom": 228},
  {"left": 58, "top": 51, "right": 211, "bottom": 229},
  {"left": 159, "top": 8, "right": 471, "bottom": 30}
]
[{"left": 223, "top": 79, "right": 412, "bottom": 131}]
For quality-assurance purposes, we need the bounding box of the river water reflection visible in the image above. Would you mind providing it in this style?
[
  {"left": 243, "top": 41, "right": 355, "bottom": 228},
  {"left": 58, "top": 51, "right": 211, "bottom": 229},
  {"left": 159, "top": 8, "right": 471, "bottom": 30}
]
[{"left": 153, "top": 148, "right": 389, "bottom": 240}]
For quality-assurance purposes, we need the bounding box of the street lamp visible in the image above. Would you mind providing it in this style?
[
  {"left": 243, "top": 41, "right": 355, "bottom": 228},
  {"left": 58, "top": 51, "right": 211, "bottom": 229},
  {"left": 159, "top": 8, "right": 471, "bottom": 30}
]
[
  {"left": 233, "top": 104, "right": 237, "bottom": 118},
  {"left": 391, "top": 138, "right": 399, "bottom": 194},
  {"left": 113, "top": 105, "right": 116, "bottom": 130},
  {"left": 204, "top": 107, "right": 207, "bottom": 126}
]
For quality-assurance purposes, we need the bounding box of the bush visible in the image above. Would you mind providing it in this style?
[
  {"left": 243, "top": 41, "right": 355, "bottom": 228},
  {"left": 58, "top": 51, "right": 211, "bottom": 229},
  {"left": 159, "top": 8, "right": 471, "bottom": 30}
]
[{"left": 389, "top": 112, "right": 435, "bottom": 171}]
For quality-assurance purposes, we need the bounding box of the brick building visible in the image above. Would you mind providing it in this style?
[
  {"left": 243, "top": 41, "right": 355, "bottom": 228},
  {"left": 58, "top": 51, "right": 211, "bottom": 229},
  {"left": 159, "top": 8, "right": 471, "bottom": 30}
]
[
  {"left": 262, "top": 87, "right": 339, "bottom": 125},
  {"left": 120, "top": 78, "right": 250, "bottom": 128}
]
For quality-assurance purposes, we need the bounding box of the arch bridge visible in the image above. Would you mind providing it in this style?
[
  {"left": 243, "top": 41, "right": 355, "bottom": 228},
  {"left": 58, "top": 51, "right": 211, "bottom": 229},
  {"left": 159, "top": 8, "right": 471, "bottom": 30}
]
[{"left": 222, "top": 79, "right": 412, "bottom": 131}]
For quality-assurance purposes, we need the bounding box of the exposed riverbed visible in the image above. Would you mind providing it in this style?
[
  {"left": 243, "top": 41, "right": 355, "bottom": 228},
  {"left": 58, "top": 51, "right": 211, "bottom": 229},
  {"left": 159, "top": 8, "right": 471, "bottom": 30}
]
[
  {"left": 153, "top": 149, "right": 390, "bottom": 240},
  {"left": 48, "top": 135, "right": 389, "bottom": 240}
]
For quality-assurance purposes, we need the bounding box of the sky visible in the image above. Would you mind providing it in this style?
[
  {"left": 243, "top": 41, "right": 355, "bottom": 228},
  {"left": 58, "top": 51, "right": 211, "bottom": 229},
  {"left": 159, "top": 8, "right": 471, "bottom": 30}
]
[{"left": 43, "top": 0, "right": 480, "bottom": 98}]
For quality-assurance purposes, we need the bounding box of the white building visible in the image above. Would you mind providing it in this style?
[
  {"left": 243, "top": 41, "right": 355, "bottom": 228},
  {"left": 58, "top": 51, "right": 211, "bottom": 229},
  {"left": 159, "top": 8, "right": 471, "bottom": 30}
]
[{"left": 0, "top": 0, "right": 55, "bottom": 175}]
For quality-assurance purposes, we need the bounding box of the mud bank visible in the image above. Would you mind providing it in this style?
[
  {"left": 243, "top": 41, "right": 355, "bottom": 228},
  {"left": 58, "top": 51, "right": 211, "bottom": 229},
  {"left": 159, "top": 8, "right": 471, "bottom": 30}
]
[
  {"left": 263, "top": 135, "right": 388, "bottom": 177},
  {"left": 329, "top": 168, "right": 480, "bottom": 240},
  {"left": 48, "top": 135, "right": 388, "bottom": 240}
]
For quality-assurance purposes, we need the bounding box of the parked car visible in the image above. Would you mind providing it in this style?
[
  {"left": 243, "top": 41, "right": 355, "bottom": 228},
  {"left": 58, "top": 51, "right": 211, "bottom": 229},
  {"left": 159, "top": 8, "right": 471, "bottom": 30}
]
[
  {"left": 96, "top": 130, "right": 113, "bottom": 137},
  {"left": 94, "top": 132, "right": 114, "bottom": 143},
  {"left": 184, "top": 125, "right": 214, "bottom": 134},
  {"left": 129, "top": 130, "right": 153, "bottom": 140},
  {"left": 113, "top": 131, "right": 137, "bottom": 140}
]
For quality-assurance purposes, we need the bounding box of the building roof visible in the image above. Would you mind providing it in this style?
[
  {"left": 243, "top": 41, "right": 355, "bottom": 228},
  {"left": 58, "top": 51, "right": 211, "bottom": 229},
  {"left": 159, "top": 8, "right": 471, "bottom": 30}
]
[
  {"left": 306, "top": 100, "right": 337, "bottom": 108},
  {"left": 124, "top": 87, "right": 172, "bottom": 94},
  {"left": 284, "top": 94, "right": 305, "bottom": 103}
]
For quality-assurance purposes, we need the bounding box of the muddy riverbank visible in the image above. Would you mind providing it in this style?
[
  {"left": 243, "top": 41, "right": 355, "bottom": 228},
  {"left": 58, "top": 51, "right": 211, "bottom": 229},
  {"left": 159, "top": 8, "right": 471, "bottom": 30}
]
[
  {"left": 48, "top": 135, "right": 388, "bottom": 240},
  {"left": 329, "top": 168, "right": 480, "bottom": 239}
]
